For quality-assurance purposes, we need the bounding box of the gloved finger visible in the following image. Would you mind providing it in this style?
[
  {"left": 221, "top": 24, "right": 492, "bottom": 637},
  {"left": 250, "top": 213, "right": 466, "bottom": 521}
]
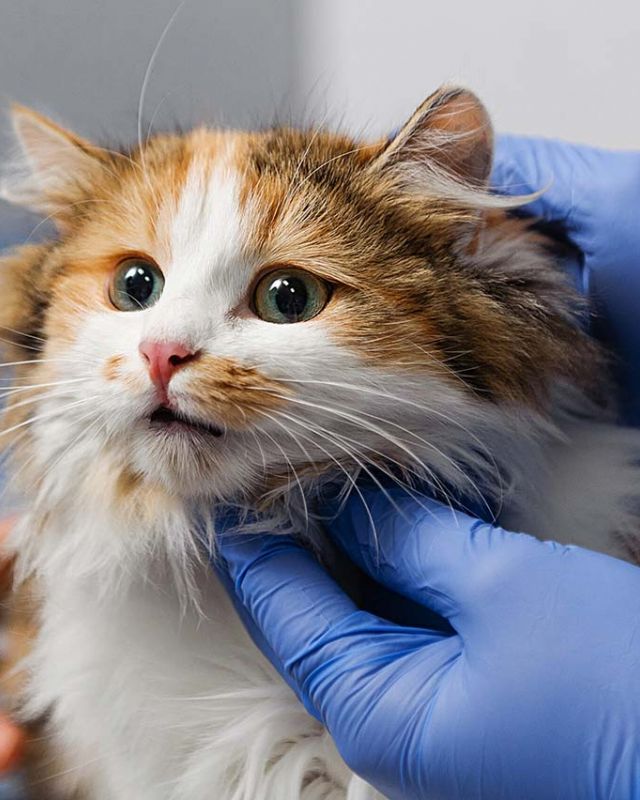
[
  {"left": 212, "top": 510, "right": 361, "bottom": 716},
  {"left": 218, "top": 532, "right": 449, "bottom": 721},
  {"left": 491, "top": 134, "right": 594, "bottom": 232},
  {"left": 322, "top": 484, "right": 551, "bottom": 625},
  {"left": 214, "top": 563, "right": 316, "bottom": 713},
  {"left": 218, "top": 533, "right": 360, "bottom": 706},
  {"left": 219, "top": 533, "right": 358, "bottom": 636}
]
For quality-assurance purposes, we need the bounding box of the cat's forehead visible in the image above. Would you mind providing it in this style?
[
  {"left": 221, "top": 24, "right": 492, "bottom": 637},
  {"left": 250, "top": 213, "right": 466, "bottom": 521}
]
[
  {"left": 76, "top": 126, "right": 380, "bottom": 291},
  {"left": 156, "top": 133, "right": 255, "bottom": 296}
]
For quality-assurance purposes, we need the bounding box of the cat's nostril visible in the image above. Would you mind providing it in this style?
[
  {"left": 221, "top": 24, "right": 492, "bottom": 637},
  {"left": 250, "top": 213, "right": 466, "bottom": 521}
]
[{"left": 169, "top": 353, "right": 189, "bottom": 366}]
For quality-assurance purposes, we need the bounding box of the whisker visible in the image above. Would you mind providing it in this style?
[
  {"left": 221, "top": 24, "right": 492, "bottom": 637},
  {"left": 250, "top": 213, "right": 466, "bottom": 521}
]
[
  {"left": 137, "top": 1, "right": 188, "bottom": 182},
  {"left": 0, "top": 335, "right": 43, "bottom": 353},
  {"left": 251, "top": 387, "right": 483, "bottom": 510},
  {"left": 247, "top": 428, "right": 268, "bottom": 475},
  {"left": 0, "top": 377, "right": 91, "bottom": 400},
  {"left": 0, "top": 396, "right": 100, "bottom": 441},
  {"left": 0, "top": 357, "right": 80, "bottom": 369},
  {"left": 36, "top": 410, "right": 107, "bottom": 490},
  {"left": 269, "top": 406, "right": 446, "bottom": 528},
  {"left": 276, "top": 110, "right": 332, "bottom": 218},
  {"left": 286, "top": 392, "right": 492, "bottom": 518},
  {"left": 8, "top": 405, "right": 102, "bottom": 492},
  {"left": 0, "top": 325, "right": 46, "bottom": 344},
  {"left": 252, "top": 409, "right": 379, "bottom": 544},
  {"left": 0, "top": 387, "right": 84, "bottom": 417},
  {"left": 252, "top": 421, "right": 310, "bottom": 532},
  {"left": 145, "top": 87, "right": 180, "bottom": 147},
  {"left": 22, "top": 198, "right": 112, "bottom": 245},
  {"left": 270, "top": 376, "right": 503, "bottom": 500},
  {"left": 288, "top": 143, "right": 373, "bottom": 199},
  {"left": 266, "top": 404, "right": 414, "bottom": 524},
  {"left": 275, "top": 406, "right": 443, "bottom": 496}
]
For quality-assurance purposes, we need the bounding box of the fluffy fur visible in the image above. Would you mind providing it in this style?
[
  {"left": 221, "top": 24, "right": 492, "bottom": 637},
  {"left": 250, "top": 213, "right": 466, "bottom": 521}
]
[{"left": 0, "top": 86, "right": 639, "bottom": 799}]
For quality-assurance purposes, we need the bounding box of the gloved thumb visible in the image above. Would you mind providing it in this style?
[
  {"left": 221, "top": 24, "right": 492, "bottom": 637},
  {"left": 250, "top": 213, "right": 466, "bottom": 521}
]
[{"left": 491, "top": 133, "right": 596, "bottom": 231}]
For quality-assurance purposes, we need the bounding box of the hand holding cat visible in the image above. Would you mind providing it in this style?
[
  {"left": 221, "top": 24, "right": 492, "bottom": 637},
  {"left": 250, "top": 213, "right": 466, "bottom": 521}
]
[
  {"left": 220, "top": 485, "right": 640, "bottom": 800},
  {"left": 492, "top": 135, "right": 640, "bottom": 421}
]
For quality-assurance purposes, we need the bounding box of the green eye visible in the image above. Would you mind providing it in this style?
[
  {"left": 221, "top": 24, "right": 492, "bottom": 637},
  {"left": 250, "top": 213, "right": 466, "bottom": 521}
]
[
  {"left": 253, "top": 268, "right": 330, "bottom": 324},
  {"left": 109, "top": 258, "right": 165, "bottom": 312}
]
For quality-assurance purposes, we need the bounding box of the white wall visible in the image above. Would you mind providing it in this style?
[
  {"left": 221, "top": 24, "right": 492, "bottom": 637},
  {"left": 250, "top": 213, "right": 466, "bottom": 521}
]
[{"left": 293, "top": 0, "right": 640, "bottom": 149}]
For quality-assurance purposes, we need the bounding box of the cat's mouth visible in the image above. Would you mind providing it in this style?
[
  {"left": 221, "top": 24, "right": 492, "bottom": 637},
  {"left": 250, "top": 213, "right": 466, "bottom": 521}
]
[{"left": 148, "top": 406, "right": 224, "bottom": 438}]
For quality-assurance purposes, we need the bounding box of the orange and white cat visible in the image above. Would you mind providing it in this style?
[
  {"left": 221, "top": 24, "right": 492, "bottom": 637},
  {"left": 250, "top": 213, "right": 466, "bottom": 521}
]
[{"left": 1, "top": 86, "right": 639, "bottom": 799}]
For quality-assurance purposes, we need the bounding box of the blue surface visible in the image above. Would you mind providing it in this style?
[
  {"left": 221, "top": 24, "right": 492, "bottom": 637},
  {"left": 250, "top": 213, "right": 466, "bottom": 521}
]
[{"left": 0, "top": 774, "right": 27, "bottom": 799}]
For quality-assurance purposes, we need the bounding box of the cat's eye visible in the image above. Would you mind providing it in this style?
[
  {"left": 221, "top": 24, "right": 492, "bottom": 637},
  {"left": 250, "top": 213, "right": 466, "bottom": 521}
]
[
  {"left": 109, "top": 258, "right": 165, "bottom": 312},
  {"left": 252, "top": 268, "right": 330, "bottom": 324}
]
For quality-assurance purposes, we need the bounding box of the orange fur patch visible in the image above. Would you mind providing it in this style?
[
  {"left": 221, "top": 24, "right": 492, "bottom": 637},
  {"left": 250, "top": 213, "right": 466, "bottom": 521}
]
[
  {"left": 102, "top": 354, "right": 124, "bottom": 381},
  {"left": 187, "top": 357, "right": 291, "bottom": 429}
]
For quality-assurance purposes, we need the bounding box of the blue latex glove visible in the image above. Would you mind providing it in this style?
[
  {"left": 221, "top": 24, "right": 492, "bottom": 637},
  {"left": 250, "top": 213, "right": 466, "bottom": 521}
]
[
  {"left": 219, "top": 486, "right": 640, "bottom": 800},
  {"left": 492, "top": 135, "right": 640, "bottom": 422}
]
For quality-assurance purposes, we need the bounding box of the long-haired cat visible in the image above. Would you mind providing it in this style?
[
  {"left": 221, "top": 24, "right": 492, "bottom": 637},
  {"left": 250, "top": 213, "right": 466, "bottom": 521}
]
[{"left": 0, "top": 86, "right": 639, "bottom": 799}]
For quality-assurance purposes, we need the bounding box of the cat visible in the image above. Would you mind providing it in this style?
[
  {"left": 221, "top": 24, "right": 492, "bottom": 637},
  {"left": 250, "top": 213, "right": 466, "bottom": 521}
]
[{"left": 0, "top": 85, "right": 639, "bottom": 799}]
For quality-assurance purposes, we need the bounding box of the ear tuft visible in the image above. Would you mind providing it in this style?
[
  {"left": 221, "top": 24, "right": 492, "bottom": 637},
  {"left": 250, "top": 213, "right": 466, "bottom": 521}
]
[
  {"left": 1, "top": 105, "right": 103, "bottom": 223},
  {"left": 371, "top": 86, "right": 494, "bottom": 189}
]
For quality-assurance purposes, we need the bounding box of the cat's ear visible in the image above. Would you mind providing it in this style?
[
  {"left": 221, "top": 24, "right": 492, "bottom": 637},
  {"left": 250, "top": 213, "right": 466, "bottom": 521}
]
[
  {"left": 370, "top": 86, "right": 493, "bottom": 188},
  {"left": 1, "top": 105, "right": 106, "bottom": 225}
]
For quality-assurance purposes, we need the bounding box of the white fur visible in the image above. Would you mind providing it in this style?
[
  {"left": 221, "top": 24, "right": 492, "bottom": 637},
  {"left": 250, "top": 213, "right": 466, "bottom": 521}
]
[
  {"left": 24, "top": 558, "right": 364, "bottom": 799},
  {"left": 6, "top": 147, "right": 640, "bottom": 800}
]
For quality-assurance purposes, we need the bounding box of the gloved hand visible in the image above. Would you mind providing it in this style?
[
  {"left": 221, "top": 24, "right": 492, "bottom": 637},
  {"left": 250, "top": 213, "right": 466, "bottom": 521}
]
[
  {"left": 492, "top": 135, "right": 640, "bottom": 421},
  {"left": 219, "top": 485, "right": 640, "bottom": 800}
]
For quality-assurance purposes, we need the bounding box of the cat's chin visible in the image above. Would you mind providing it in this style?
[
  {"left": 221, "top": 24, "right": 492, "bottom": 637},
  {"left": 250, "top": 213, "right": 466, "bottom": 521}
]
[
  {"left": 127, "top": 426, "right": 261, "bottom": 501},
  {"left": 148, "top": 405, "right": 225, "bottom": 439}
]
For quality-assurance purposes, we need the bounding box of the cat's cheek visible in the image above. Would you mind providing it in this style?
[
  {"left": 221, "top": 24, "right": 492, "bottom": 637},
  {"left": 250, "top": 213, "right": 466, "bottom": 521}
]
[
  {"left": 72, "top": 311, "right": 157, "bottom": 417},
  {"left": 100, "top": 353, "right": 149, "bottom": 398}
]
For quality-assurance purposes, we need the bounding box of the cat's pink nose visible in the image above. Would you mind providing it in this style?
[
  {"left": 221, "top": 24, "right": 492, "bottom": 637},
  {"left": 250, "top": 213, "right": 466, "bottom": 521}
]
[{"left": 139, "top": 340, "right": 196, "bottom": 393}]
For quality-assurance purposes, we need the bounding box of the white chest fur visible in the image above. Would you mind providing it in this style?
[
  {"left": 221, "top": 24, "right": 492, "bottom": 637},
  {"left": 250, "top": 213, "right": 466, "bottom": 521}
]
[{"left": 25, "top": 548, "right": 377, "bottom": 800}]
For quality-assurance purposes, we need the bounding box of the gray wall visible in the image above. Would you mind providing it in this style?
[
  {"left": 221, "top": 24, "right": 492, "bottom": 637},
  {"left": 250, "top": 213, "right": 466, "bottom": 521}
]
[
  {"left": 0, "top": 0, "right": 295, "bottom": 245},
  {"left": 0, "top": 0, "right": 295, "bottom": 139},
  {"left": 2, "top": 1, "right": 639, "bottom": 149}
]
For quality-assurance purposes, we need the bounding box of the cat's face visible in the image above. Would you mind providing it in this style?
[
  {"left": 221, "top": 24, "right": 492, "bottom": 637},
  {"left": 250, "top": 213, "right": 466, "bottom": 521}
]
[{"left": 0, "top": 88, "right": 590, "bottom": 507}]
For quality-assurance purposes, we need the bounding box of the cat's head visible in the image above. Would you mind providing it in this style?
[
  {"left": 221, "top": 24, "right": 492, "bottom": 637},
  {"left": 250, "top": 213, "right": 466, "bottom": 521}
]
[{"left": 0, "top": 87, "right": 597, "bottom": 512}]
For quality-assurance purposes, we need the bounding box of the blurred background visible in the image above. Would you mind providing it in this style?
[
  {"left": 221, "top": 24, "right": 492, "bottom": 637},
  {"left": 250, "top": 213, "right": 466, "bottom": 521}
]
[
  {"left": 0, "top": 0, "right": 638, "bottom": 248},
  {"left": 2, "top": 0, "right": 639, "bottom": 145}
]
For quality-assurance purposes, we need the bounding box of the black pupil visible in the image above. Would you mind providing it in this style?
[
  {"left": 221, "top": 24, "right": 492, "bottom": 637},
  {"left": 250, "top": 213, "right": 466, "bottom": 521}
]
[
  {"left": 269, "top": 276, "right": 308, "bottom": 320},
  {"left": 123, "top": 265, "right": 154, "bottom": 305}
]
